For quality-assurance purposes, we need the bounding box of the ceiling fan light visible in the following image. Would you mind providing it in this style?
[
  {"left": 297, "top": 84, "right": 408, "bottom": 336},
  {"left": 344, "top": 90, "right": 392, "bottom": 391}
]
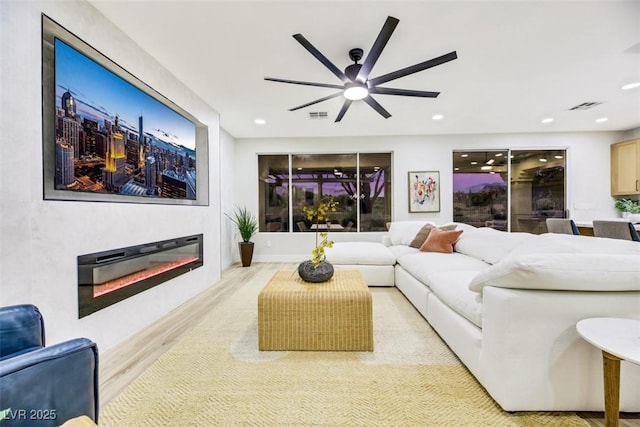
[{"left": 344, "top": 83, "right": 369, "bottom": 101}]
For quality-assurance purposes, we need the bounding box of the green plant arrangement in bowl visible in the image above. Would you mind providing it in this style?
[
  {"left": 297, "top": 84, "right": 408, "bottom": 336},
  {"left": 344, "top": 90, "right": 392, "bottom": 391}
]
[
  {"left": 227, "top": 206, "right": 258, "bottom": 267},
  {"left": 614, "top": 198, "right": 640, "bottom": 223},
  {"left": 298, "top": 196, "right": 338, "bottom": 283},
  {"left": 614, "top": 198, "right": 640, "bottom": 214}
]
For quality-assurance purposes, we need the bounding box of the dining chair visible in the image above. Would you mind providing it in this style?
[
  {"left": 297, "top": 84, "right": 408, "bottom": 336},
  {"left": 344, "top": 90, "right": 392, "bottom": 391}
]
[
  {"left": 545, "top": 218, "right": 579, "bottom": 235},
  {"left": 592, "top": 220, "right": 640, "bottom": 241}
]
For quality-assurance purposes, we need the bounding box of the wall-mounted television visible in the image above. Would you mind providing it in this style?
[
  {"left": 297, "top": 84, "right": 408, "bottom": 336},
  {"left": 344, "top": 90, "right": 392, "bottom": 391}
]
[{"left": 42, "top": 14, "right": 209, "bottom": 205}]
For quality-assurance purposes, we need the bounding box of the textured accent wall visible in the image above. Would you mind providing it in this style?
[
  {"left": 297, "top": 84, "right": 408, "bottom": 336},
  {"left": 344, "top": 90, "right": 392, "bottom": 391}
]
[{"left": 0, "top": 0, "right": 221, "bottom": 353}]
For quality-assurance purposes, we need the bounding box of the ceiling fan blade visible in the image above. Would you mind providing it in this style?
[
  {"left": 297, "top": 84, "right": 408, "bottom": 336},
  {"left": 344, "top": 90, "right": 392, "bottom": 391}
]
[
  {"left": 335, "top": 99, "right": 352, "bottom": 122},
  {"left": 368, "top": 51, "right": 458, "bottom": 86},
  {"left": 293, "top": 34, "right": 350, "bottom": 84},
  {"left": 363, "top": 96, "right": 391, "bottom": 119},
  {"left": 265, "top": 77, "right": 344, "bottom": 90},
  {"left": 289, "top": 92, "right": 344, "bottom": 111},
  {"left": 356, "top": 16, "right": 399, "bottom": 83},
  {"left": 369, "top": 87, "right": 440, "bottom": 98}
]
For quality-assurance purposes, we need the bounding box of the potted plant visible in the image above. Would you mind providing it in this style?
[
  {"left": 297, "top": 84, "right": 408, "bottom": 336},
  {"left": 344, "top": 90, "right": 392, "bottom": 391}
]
[
  {"left": 227, "top": 206, "right": 258, "bottom": 267},
  {"left": 614, "top": 198, "right": 640, "bottom": 222},
  {"left": 298, "top": 197, "right": 339, "bottom": 283}
]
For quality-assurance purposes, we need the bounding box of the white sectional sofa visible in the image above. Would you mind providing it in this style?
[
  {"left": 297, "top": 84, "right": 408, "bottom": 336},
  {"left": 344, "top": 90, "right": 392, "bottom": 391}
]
[
  {"left": 325, "top": 221, "right": 640, "bottom": 412},
  {"left": 324, "top": 241, "right": 396, "bottom": 286}
]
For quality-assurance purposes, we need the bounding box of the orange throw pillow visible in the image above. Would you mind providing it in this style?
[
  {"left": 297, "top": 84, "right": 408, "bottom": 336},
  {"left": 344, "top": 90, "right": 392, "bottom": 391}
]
[
  {"left": 419, "top": 227, "right": 464, "bottom": 254},
  {"left": 409, "top": 224, "right": 457, "bottom": 248}
]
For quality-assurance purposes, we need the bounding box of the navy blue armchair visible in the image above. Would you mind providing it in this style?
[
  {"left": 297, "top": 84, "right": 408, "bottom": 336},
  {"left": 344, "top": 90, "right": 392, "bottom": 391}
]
[{"left": 0, "top": 305, "right": 98, "bottom": 426}]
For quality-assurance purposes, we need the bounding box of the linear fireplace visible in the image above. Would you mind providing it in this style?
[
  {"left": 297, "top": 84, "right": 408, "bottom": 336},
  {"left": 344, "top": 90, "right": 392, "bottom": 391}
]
[{"left": 78, "top": 234, "right": 203, "bottom": 318}]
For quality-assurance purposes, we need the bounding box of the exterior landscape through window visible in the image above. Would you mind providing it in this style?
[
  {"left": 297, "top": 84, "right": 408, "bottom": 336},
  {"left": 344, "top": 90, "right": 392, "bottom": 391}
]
[{"left": 259, "top": 153, "right": 392, "bottom": 233}]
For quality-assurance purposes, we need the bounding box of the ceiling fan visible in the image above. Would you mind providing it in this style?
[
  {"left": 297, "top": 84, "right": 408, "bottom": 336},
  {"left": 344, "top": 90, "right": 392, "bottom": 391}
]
[{"left": 265, "top": 16, "right": 458, "bottom": 122}]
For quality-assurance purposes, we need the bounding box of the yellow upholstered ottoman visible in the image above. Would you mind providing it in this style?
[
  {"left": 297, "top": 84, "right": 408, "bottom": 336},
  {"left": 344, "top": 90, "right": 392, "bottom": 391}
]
[{"left": 258, "top": 270, "right": 373, "bottom": 351}]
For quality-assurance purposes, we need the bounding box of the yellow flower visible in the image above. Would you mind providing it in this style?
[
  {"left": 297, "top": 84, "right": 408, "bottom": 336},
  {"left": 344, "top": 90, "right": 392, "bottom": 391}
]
[{"left": 301, "top": 196, "right": 339, "bottom": 268}]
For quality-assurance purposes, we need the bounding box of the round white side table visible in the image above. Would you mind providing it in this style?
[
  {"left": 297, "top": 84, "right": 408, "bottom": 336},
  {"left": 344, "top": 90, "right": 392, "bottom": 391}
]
[{"left": 576, "top": 318, "right": 640, "bottom": 427}]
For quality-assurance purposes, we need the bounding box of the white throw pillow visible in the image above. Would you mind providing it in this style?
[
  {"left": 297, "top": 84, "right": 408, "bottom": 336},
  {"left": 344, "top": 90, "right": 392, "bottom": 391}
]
[
  {"left": 468, "top": 253, "right": 640, "bottom": 293},
  {"left": 454, "top": 227, "right": 533, "bottom": 265},
  {"left": 388, "top": 221, "right": 435, "bottom": 246}
]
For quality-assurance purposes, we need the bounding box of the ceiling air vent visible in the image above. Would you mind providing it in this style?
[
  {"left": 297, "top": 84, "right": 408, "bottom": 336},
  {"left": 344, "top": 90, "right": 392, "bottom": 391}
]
[
  {"left": 309, "top": 112, "right": 328, "bottom": 119},
  {"left": 568, "top": 102, "right": 602, "bottom": 111}
]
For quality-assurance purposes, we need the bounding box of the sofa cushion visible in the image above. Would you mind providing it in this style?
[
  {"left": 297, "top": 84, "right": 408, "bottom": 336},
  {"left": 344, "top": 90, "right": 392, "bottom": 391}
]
[
  {"left": 420, "top": 228, "right": 464, "bottom": 254},
  {"left": 389, "top": 245, "right": 419, "bottom": 259},
  {"left": 508, "top": 233, "right": 640, "bottom": 257},
  {"left": 468, "top": 253, "right": 640, "bottom": 293},
  {"left": 428, "top": 271, "right": 483, "bottom": 327},
  {"left": 388, "top": 221, "right": 435, "bottom": 246},
  {"left": 398, "top": 252, "right": 489, "bottom": 278},
  {"left": 397, "top": 252, "right": 487, "bottom": 326},
  {"left": 409, "top": 224, "right": 457, "bottom": 248},
  {"left": 324, "top": 242, "right": 396, "bottom": 266},
  {"left": 454, "top": 227, "right": 533, "bottom": 264}
]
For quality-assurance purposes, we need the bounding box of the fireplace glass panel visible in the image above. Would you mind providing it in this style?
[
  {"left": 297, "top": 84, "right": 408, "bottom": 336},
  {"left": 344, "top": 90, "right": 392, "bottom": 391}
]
[{"left": 78, "top": 234, "right": 203, "bottom": 317}]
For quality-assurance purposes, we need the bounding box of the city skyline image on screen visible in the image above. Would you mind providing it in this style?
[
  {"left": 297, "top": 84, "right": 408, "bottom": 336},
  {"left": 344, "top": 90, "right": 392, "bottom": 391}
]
[{"left": 54, "top": 38, "right": 197, "bottom": 200}]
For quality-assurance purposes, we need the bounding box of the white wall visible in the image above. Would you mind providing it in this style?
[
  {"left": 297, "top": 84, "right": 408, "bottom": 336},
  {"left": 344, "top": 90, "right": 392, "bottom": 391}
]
[
  {"left": 0, "top": 0, "right": 222, "bottom": 353},
  {"left": 234, "top": 131, "right": 625, "bottom": 261},
  {"left": 220, "top": 128, "right": 237, "bottom": 268},
  {"left": 623, "top": 127, "right": 640, "bottom": 141}
]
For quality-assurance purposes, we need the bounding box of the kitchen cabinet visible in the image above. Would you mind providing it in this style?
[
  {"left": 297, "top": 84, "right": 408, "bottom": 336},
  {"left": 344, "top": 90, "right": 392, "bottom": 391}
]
[{"left": 611, "top": 138, "right": 640, "bottom": 195}]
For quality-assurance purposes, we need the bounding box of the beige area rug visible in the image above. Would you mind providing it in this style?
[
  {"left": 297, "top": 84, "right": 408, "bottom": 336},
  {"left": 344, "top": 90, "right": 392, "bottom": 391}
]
[{"left": 100, "top": 267, "right": 588, "bottom": 426}]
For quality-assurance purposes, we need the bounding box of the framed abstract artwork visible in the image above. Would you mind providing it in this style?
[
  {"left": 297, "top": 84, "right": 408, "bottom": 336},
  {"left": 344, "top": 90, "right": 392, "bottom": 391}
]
[{"left": 408, "top": 171, "right": 440, "bottom": 213}]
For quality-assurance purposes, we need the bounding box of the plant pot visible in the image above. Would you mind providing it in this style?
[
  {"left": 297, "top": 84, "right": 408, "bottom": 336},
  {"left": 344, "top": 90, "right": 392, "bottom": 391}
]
[
  {"left": 238, "top": 242, "right": 254, "bottom": 267},
  {"left": 298, "top": 260, "right": 334, "bottom": 283},
  {"left": 627, "top": 213, "right": 640, "bottom": 224}
]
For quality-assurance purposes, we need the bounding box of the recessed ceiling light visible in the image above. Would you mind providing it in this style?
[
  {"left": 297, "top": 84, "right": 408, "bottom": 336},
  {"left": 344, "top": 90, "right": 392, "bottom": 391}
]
[
  {"left": 554, "top": 155, "right": 564, "bottom": 159},
  {"left": 254, "top": 118, "right": 266, "bottom": 125},
  {"left": 495, "top": 153, "right": 503, "bottom": 157},
  {"left": 461, "top": 154, "right": 469, "bottom": 158},
  {"left": 486, "top": 159, "right": 494, "bottom": 165},
  {"left": 481, "top": 165, "right": 492, "bottom": 170},
  {"left": 539, "top": 158, "right": 548, "bottom": 162},
  {"left": 432, "top": 114, "right": 444, "bottom": 121},
  {"left": 541, "top": 117, "right": 554, "bottom": 124},
  {"left": 621, "top": 82, "right": 640, "bottom": 90},
  {"left": 470, "top": 161, "right": 478, "bottom": 165},
  {"left": 454, "top": 167, "right": 459, "bottom": 171},
  {"left": 595, "top": 117, "right": 608, "bottom": 123}
]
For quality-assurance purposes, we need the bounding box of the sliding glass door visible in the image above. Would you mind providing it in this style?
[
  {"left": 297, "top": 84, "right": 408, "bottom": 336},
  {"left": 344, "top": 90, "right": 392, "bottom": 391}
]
[
  {"left": 453, "top": 148, "right": 567, "bottom": 233},
  {"left": 453, "top": 150, "right": 508, "bottom": 230},
  {"left": 510, "top": 149, "right": 567, "bottom": 233}
]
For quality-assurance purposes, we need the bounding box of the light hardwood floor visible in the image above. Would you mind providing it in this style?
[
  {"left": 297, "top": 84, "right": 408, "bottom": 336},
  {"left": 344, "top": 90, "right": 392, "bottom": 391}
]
[{"left": 99, "top": 263, "right": 639, "bottom": 427}]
